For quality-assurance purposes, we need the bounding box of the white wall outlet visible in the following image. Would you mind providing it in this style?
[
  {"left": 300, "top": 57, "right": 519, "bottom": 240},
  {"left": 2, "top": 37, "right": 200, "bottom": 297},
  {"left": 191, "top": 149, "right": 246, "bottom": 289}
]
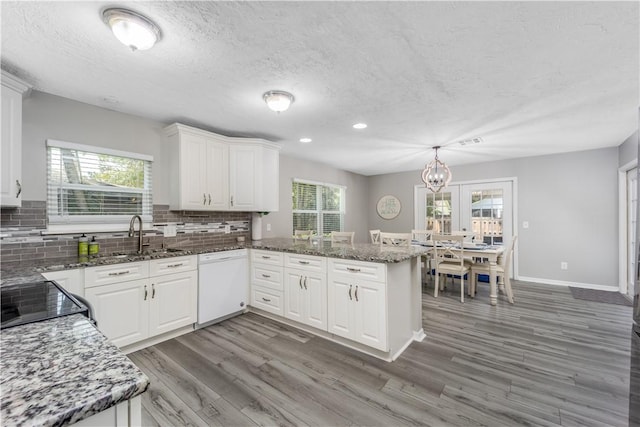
[
  {"left": 224, "top": 224, "right": 231, "bottom": 234},
  {"left": 266, "top": 223, "right": 271, "bottom": 232},
  {"left": 561, "top": 262, "right": 568, "bottom": 270},
  {"left": 522, "top": 221, "right": 529, "bottom": 229}
]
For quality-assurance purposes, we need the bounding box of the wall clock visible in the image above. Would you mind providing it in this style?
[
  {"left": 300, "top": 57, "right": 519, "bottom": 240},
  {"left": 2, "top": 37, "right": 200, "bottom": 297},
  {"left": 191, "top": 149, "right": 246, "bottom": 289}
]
[{"left": 376, "top": 195, "right": 401, "bottom": 220}]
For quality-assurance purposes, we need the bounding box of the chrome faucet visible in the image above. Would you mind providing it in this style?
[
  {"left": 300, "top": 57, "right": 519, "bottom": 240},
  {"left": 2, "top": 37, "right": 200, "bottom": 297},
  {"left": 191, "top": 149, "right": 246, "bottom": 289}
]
[{"left": 128, "top": 215, "right": 144, "bottom": 254}]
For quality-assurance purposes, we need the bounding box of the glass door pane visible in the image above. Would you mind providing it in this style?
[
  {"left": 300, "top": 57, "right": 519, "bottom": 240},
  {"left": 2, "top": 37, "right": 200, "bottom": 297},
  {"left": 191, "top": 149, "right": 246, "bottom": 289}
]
[
  {"left": 461, "top": 181, "right": 513, "bottom": 251},
  {"left": 414, "top": 185, "right": 460, "bottom": 232}
]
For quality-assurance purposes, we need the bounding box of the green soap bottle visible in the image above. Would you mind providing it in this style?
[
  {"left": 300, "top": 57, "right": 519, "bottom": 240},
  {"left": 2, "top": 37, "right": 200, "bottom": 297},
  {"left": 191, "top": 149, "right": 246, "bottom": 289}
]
[
  {"left": 89, "top": 236, "right": 99, "bottom": 256},
  {"left": 78, "top": 234, "right": 89, "bottom": 256}
]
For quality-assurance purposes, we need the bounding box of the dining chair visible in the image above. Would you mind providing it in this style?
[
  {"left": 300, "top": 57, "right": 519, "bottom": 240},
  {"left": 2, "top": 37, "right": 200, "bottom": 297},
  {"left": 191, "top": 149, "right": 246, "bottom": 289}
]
[
  {"left": 411, "top": 229, "right": 433, "bottom": 285},
  {"left": 432, "top": 234, "right": 471, "bottom": 303},
  {"left": 369, "top": 229, "right": 381, "bottom": 244},
  {"left": 331, "top": 231, "right": 355, "bottom": 244},
  {"left": 379, "top": 232, "right": 412, "bottom": 247},
  {"left": 470, "top": 236, "right": 517, "bottom": 303},
  {"left": 294, "top": 229, "right": 314, "bottom": 241}
]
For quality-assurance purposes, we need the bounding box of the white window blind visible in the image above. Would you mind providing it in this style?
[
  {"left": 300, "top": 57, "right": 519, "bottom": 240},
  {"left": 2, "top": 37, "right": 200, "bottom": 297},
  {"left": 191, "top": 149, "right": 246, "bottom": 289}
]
[
  {"left": 46, "top": 140, "right": 153, "bottom": 228},
  {"left": 292, "top": 179, "right": 345, "bottom": 236}
]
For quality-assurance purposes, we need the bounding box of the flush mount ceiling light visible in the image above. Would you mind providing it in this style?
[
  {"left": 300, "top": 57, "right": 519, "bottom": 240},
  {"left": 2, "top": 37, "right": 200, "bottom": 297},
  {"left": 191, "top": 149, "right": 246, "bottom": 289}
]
[
  {"left": 421, "top": 146, "right": 452, "bottom": 193},
  {"left": 102, "top": 8, "right": 161, "bottom": 51},
  {"left": 263, "top": 90, "right": 294, "bottom": 113},
  {"left": 299, "top": 138, "right": 312, "bottom": 143},
  {"left": 353, "top": 123, "right": 367, "bottom": 129}
]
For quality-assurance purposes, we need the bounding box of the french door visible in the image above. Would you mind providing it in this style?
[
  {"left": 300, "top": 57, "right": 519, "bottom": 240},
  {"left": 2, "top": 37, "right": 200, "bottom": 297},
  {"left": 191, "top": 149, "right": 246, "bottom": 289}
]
[
  {"left": 627, "top": 168, "right": 637, "bottom": 299},
  {"left": 415, "top": 179, "right": 515, "bottom": 270}
]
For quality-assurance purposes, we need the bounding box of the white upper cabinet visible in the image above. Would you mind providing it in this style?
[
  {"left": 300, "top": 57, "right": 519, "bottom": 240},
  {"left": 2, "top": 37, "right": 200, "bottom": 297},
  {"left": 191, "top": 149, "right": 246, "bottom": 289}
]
[
  {"left": 1, "top": 71, "right": 31, "bottom": 207},
  {"left": 166, "top": 123, "right": 280, "bottom": 212}
]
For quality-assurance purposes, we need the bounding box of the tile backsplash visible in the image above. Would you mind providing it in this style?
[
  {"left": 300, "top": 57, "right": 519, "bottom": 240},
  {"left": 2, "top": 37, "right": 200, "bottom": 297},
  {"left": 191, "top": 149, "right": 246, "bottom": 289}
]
[{"left": 1, "top": 202, "right": 251, "bottom": 263}]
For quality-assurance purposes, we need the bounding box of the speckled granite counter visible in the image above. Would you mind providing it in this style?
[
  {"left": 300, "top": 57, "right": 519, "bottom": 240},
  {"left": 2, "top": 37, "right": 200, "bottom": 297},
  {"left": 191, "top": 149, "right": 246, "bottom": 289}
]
[
  {"left": 1, "top": 239, "right": 426, "bottom": 286},
  {"left": 0, "top": 314, "right": 149, "bottom": 426},
  {"left": 252, "top": 238, "right": 429, "bottom": 263}
]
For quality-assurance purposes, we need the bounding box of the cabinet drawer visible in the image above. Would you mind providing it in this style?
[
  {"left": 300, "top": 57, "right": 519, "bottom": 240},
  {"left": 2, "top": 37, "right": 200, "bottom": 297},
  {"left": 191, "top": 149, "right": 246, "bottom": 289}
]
[
  {"left": 252, "top": 249, "right": 283, "bottom": 266},
  {"left": 149, "top": 255, "right": 197, "bottom": 276},
  {"left": 328, "top": 258, "right": 386, "bottom": 282},
  {"left": 85, "top": 261, "right": 149, "bottom": 288},
  {"left": 252, "top": 264, "right": 283, "bottom": 291},
  {"left": 251, "top": 286, "right": 283, "bottom": 316},
  {"left": 284, "top": 253, "right": 326, "bottom": 272}
]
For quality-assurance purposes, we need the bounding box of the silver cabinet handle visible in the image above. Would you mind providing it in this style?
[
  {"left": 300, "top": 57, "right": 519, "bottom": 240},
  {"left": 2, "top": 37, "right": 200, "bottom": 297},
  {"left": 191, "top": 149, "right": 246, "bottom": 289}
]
[
  {"left": 299, "top": 276, "right": 303, "bottom": 289},
  {"left": 347, "top": 267, "right": 361, "bottom": 273},
  {"left": 261, "top": 273, "right": 271, "bottom": 278},
  {"left": 15, "top": 180, "right": 21, "bottom": 198},
  {"left": 152, "top": 284, "right": 156, "bottom": 299},
  {"left": 262, "top": 297, "right": 271, "bottom": 302},
  {"left": 203, "top": 193, "right": 207, "bottom": 205},
  {"left": 355, "top": 285, "right": 359, "bottom": 302},
  {"left": 348, "top": 285, "right": 352, "bottom": 300},
  {"left": 108, "top": 270, "right": 130, "bottom": 276},
  {"left": 230, "top": 196, "right": 234, "bottom": 207},
  {"left": 208, "top": 194, "right": 211, "bottom": 205},
  {"left": 144, "top": 285, "right": 148, "bottom": 301},
  {"left": 303, "top": 277, "right": 307, "bottom": 290},
  {"left": 298, "top": 260, "right": 310, "bottom": 265},
  {"left": 167, "top": 263, "right": 183, "bottom": 268}
]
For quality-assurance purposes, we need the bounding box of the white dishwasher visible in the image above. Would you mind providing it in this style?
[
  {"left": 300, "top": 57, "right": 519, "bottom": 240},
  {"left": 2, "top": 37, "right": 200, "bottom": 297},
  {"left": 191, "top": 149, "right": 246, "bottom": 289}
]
[{"left": 197, "top": 249, "right": 248, "bottom": 328}]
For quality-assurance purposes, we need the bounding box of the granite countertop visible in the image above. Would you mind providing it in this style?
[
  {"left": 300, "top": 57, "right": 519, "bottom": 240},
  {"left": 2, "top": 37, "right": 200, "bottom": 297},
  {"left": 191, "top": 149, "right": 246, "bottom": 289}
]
[
  {"left": 0, "top": 314, "right": 149, "bottom": 426},
  {"left": 253, "top": 237, "right": 429, "bottom": 263}
]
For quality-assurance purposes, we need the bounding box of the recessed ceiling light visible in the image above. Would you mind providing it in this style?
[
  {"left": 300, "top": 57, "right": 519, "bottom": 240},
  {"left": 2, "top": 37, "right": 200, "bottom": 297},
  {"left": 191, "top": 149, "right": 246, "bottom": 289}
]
[
  {"left": 353, "top": 123, "right": 367, "bottom": 129},
  {"left": 299, "top": 138, "right": 312, "bottom": 143},
  {"left": 102, "top": 8, "right": 161, "bottom": 51}
]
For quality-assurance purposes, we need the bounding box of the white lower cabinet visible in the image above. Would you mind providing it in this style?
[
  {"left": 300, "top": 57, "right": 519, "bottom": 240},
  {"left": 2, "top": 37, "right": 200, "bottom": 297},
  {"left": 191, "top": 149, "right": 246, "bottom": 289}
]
[
  {"left": 284, "top": 253, "right": 327, "bottom": 331},
  {"left": 84, "top": 256, "right": 197, "bottom": 348},
  {"left": 85, "top": 278, "right": 150, "bottom": 348},
  {"left": 250, "top": 250, "right": 285, "bottom": 316},
  {"left": 42, "top": 268, "right": 84, "bottom": 296},
  {"left": 327, "top": 260, "right": 388, "bottom": 352},
  {"left": 149, "top": 270, "right": 197, "bottom": 336}
]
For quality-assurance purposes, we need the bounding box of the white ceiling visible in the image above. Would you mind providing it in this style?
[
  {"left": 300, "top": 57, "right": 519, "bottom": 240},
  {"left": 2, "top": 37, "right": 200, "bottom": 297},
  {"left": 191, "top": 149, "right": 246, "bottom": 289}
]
[{"left": 1, "top": 1, "right": 638, "bottom": 176}]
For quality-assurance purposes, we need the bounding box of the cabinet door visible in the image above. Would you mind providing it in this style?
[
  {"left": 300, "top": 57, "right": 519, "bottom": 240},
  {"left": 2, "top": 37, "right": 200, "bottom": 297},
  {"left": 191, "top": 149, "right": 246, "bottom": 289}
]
[
  {"left": 303, "top": 271, "right": 327, "bottom": 331},
  {"left": 229, "top": 145, "right": 256, "bottom": 210},
  {"left": 353, "top": 280, "right": 388, "bottom": 351},
  {"left": 149, "top": 270, "right": 197, "bottom": 337},
  {"left": 284, "top": 269, "right": 305, "bottom": 324},
  {"left": 85, "top": 279, "right": 150, "bottom": 348},
  {"left": 1, "top": 85, "right": 22, "bottom": 207},
  {"left": 327, "top": 276, "right": 355, "bottom": 340},
  {"left": 205, "top": 138, "right": 229, "bottom": 210},
  {"left": 179, "top": 133, "right": 209, "bottom": 210},
  {"left": 42, "top": 269, "right": 85, "bottom": 297}
]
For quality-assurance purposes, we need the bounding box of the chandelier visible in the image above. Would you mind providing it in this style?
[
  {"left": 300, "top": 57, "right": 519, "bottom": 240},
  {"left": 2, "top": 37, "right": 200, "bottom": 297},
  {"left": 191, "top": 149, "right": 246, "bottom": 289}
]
[{"left": 421, "top": 146, "right": 452, "bottom": 193}]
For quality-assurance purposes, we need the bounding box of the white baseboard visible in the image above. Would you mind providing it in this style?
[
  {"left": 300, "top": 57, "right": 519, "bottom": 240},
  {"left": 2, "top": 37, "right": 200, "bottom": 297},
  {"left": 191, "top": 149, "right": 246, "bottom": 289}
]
[{"left": 517, "top": 276, "right": 620, "bottom": 292}]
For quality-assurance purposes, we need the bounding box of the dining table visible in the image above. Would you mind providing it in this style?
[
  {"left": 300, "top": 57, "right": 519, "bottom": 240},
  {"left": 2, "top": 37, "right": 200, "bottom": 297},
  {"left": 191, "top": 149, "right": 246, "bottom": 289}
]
[{"left": 412, "top": 241, "right": 505, "bottom": 305}]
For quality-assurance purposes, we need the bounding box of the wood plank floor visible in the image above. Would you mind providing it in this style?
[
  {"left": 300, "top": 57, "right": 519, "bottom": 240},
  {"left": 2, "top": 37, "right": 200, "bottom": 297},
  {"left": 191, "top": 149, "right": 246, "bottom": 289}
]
[{"left": 129, "top": 280, "right": 633, "bottom": 426}]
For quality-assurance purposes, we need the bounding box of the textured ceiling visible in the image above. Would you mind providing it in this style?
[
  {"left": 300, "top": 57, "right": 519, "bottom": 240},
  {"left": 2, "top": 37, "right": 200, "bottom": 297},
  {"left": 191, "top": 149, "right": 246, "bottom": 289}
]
[{"left": 1, "top": 1, "right": 638, "bottom": 176}]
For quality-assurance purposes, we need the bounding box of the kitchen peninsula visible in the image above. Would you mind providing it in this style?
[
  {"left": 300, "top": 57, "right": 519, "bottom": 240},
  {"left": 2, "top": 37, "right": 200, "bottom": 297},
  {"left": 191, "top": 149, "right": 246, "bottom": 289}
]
[{"left": 251, "top": 238, "right": 429, "bottom": 361}]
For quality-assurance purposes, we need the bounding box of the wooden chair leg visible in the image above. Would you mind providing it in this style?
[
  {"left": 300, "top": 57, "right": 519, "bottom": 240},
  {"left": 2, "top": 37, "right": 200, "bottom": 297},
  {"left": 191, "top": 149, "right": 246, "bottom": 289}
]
[
  {"left": 505, "top": 277, "right": 514, "bottom": 304},
  {"left": 460, "top": 276, "right": 465, "bottom": 303},
  {"left": 434, "top": 271, "right": 439, "bottom": 298}
]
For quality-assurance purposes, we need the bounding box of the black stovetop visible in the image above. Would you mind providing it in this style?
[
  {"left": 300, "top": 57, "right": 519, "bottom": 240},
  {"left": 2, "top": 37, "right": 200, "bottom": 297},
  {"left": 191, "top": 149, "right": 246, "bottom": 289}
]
[{"left": 1, "top": 280, "right": 88, "bottom": 329}]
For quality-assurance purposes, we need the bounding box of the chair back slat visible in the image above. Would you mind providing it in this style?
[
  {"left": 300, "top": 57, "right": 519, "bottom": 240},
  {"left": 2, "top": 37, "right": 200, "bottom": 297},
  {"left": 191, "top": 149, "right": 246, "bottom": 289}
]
[
  {"left": 369, "top": 229, "right": 381, "bottom": 244},
  {"left": 379, "top": 232, "right": 412, "bottom": 247},
  {"left": 331, "top": 231, "right": 355, "bottom": 244}
]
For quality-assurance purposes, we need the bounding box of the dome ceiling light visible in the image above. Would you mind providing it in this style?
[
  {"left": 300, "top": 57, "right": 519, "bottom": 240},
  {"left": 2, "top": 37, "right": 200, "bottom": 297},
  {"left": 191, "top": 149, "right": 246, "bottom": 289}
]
[
  {"left": 102, "top": 8, "right": 161, "bottom": 51},
  {"left": 263, "top": 90, "right": 294, "bottom": 113}
]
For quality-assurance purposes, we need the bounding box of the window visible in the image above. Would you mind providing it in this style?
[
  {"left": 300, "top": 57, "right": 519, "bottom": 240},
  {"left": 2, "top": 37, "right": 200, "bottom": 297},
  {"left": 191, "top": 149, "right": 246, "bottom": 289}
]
[
  {"left": 292, "top": 179, "right": 345, "bottom": 237},
  {"left": 46, "top": 140, "right": 152, "bottom": 231}
]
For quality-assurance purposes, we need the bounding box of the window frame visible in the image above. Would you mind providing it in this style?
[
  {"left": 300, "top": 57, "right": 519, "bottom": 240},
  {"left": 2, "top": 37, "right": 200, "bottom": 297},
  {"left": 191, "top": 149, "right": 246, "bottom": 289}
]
[
  {"left": 46, "top": 139, "right": 153, "bottom": 233},
  {"left": 292, "top": 178, "right": 345, "bottom": 237}
]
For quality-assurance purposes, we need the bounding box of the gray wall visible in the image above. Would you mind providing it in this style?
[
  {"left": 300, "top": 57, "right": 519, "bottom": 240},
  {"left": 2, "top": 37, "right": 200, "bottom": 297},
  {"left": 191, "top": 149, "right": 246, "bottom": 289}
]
[
  {"left": 619, "top": 130, "right": 639, "bottom": 167},
  {"left": 20, "top": 91, "right": 370, "bottom": 241},
  {"left": 22, "top": 91, "right": 169, "bottom": 203},
  {"left": 259, "top": 155, "right": 370, "bottom": 243},
  {"left": 368, "top": 148, "right": 620, "bottom": 288}
]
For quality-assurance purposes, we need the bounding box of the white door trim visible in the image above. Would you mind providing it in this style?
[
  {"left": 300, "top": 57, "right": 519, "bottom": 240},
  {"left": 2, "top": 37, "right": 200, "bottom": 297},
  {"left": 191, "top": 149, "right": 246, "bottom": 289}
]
[{"left": 618, "top": 159, "right": 637, "bottom": 294}]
